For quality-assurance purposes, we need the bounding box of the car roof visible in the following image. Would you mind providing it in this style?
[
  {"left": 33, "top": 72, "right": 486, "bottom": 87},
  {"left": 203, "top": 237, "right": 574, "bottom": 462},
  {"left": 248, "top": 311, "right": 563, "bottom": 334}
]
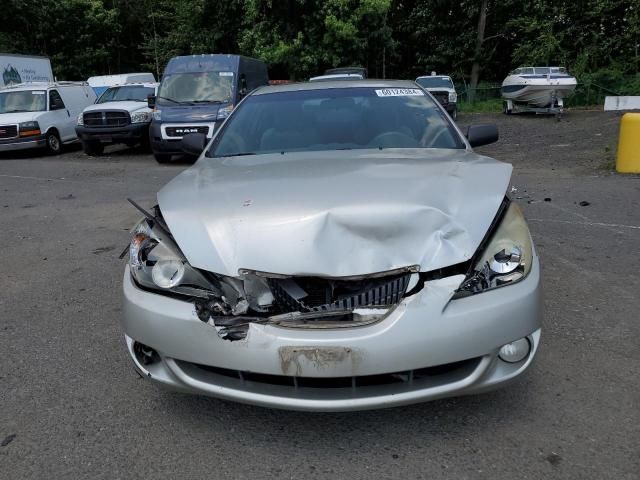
[
  {"left": 106, "top": 82, "right": 159, "bottom": 88},
  {"left": 253, "top": 79, "right": 421, "bottom": 95}
]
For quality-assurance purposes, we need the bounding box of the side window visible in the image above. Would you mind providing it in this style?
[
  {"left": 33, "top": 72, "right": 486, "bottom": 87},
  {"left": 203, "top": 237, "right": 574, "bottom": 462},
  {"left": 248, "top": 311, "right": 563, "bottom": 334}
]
[{"left": 49, "top": 90, "right": 66, "bottom": 110}]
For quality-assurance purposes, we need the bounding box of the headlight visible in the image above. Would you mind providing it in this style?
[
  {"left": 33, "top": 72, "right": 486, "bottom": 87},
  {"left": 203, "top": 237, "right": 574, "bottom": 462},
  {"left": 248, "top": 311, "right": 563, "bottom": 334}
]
[
  {"left": 128, "top": 219, "right": 218, "bottom": 298},
  {"left": 76, "top": 114, "right": 84, "bottom": 126},
  {"left": 454, "top": 202, "right": 533, "bottom": 298},
  {"left": 217, "top": 104, "right": 233, "bottom": 120},
  {"left": 19, "top": 121, "right": 41, "bottom": 137},
  {"left": 448, "top": 91, "right": 457, "bottom": 103},
  {"left": 131, "top": 111, "right": 151, "bottom": 124},
  {"left": 152, "top": 110, "right": 162, "bottom": 121}
]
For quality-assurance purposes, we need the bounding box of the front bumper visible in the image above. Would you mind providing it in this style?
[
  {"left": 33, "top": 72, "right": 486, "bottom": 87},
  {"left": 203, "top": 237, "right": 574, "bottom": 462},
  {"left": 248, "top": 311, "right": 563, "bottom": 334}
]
[
  {"left": 149, "top": 121, "right": 218, "bottom": 155},
  {"left": 121, "top": 258, "right": 542, "bottom": 411},
  {"left": 0, "top": 135, "right": 46, "bottom": 152},
  {"left": 75, "top": 123, "right": 149, "bottom": 144}
]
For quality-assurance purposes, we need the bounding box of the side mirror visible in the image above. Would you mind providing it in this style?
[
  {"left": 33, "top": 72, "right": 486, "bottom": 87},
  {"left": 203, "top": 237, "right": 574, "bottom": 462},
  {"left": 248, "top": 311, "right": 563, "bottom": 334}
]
[
  {"left": 239, "top": 77, "right": 248, "bottom": 98},
  {"left": 180, "top": 133, "right": 207, "bottom": 156},
  {"left": 147, "top": 95, "right": 156, "bottom": 109},
  {"left": 466, "top": 124, "right": 498, "bottom": 147}
]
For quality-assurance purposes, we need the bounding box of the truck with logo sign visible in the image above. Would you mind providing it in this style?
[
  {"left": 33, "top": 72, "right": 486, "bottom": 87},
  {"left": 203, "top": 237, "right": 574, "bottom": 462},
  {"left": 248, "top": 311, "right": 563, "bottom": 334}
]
[{"left": 0, "top": 54, "right": 54, "bottom": 88}]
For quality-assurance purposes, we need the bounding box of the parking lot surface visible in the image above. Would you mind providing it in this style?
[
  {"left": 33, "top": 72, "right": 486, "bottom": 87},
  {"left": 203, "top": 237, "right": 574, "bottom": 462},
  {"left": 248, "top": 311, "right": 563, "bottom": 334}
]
[{"left": 1, "top": 111, "right": 638, "bottom": 479}]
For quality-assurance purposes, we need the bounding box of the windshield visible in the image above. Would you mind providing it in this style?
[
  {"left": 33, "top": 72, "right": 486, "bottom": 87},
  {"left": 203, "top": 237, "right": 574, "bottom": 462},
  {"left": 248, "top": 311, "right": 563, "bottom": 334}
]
[
  {"left": 211, "top": 87, "right": 463, "bottom": 157},
  {"left": 97, "top": 86, "right": 155, "bottom": 103},
  {"left": 157, "top": 71, "right": 234, "bottom": 105},
  {"left": 416, "top": 77, "right": 454, "bottom": 89},
  {"left": 0, "top": 90, "right": 47, "bottom": 113}
]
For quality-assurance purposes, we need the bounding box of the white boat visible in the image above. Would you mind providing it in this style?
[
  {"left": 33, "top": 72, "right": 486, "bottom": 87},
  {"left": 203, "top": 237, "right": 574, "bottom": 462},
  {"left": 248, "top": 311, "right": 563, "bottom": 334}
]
[{"left": 501, "top": 66, "right": 577, "bottom": 108}]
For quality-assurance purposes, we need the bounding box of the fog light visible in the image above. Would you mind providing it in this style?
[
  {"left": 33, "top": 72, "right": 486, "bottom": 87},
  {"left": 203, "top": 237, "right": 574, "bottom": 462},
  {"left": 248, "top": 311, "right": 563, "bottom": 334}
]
[{"left": 498, "top": 338, "right": 530, "bottom": 363}]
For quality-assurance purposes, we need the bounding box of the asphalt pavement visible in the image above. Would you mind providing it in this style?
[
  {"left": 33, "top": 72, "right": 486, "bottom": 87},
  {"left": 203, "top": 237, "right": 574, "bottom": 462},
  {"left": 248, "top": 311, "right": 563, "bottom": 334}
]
[{"left": 1, "top": 111, "right": 638, "bottom": 479}]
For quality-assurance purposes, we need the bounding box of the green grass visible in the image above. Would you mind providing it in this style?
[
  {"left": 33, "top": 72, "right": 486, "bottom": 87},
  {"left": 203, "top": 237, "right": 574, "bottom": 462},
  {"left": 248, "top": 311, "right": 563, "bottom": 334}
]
[{"left": 457, "top": 98, "right": 503, "bottom": 113}]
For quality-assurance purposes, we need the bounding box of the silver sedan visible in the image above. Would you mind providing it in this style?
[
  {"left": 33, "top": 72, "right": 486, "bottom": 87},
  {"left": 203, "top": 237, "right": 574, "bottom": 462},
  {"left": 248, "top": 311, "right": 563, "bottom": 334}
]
[{"left": 121, "top": 80, "right": 542, "bottom": 411}]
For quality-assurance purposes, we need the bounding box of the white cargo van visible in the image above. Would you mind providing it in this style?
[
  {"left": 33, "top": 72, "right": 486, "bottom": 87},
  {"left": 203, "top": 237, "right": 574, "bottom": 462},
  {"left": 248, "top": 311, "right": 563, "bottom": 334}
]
[{"left": 0, "top": 82, "right": 97, "bottom": 154}]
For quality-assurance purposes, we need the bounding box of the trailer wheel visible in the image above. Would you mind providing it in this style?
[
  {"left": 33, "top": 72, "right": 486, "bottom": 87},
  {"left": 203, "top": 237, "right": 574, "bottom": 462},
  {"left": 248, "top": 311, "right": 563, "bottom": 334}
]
[{"left": 502, "top": 101, "right": 512, "bottom": 115}]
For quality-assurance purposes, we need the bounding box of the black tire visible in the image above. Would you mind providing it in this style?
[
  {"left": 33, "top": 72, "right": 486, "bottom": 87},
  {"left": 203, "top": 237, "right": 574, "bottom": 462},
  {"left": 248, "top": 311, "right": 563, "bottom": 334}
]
[
  {"left": 82, "top": 141, "right": 104, "bottom": 156},
  {"left": 139, "top": 134, "right": 151, "bottom": 153},
  {"left": 502, "top": 101, "right": 512, "bottom": 115},
  {"left": 450, "top": 108, "right": 457, "bottom": 121},
  {"left": 154, "top": 153, "right": 172, "bottom": 163},
  {"left": 45, "top": 130, "right": 62, "bottom": 155}
]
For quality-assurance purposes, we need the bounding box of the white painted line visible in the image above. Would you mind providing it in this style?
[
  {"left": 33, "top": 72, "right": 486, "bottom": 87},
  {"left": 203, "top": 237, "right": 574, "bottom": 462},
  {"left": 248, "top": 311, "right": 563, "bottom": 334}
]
[{"left": 528, "top": 218, "right": 640, "bottom": 230}]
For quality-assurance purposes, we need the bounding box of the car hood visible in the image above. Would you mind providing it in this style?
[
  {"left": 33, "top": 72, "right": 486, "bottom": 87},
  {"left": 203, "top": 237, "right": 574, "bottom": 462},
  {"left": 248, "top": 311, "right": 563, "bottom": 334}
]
[
  {"left": 158, "top": 148, "right": 512, "bottom": 277},
  {"left": 0, "top": 111, "right": 40, "bottom": 123},
  {"left": 156, "top": 103, "right": 224, "bottom": 122},
  {"left": 83, "top": 101, "right": 149, "bottom": 113}
]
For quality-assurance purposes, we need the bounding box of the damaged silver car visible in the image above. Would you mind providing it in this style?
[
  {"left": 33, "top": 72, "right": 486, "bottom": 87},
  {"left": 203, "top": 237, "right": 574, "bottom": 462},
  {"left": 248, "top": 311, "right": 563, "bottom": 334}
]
[{"left": 121, "top": 80, "right": 542, "bottom": 411}]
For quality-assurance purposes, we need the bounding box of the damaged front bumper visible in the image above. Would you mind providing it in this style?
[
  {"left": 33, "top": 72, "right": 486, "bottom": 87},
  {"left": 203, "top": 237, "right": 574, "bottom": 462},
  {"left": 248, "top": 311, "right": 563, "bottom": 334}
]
[{"left": 121, "top": 255, "right": 542, "bottom": 411}]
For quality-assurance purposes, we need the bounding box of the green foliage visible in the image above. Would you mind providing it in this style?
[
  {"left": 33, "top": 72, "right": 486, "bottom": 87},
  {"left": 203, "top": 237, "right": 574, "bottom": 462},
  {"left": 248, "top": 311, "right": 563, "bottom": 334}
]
[{"left": 0, "top": 0, "right": 638, "bottom": 93}]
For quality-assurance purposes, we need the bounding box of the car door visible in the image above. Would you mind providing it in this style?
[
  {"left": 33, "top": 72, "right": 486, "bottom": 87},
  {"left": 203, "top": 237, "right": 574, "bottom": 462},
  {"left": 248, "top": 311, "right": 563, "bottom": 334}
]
[{"left": 48, "top": 89, "right": 74, "bottom": 141}]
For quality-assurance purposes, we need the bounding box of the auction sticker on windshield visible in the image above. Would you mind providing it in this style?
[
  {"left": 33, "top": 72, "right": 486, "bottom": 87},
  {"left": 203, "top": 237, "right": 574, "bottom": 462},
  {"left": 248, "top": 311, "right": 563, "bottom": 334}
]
[{"left": 375, "top": 88, "right": 424, "bottom": 97}]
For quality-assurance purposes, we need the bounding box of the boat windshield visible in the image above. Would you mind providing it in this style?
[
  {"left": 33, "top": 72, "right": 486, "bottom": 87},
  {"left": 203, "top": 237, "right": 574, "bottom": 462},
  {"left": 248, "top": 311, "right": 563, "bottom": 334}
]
[{"left": 512, "top": 67, "right": 568, "bottom": 75}]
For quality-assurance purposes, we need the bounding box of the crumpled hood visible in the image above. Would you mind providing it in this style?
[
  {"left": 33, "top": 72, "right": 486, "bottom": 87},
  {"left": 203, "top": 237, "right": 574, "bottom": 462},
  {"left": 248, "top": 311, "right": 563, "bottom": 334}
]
[
  {"left": 157, "top": 103, "right": 224, "bottom": 122},
  {"left": 158, "top": 149, "right": 512, "bottom": 277},
  {"left": 83, "top": 101, "right": 149, "bottom": 113}
]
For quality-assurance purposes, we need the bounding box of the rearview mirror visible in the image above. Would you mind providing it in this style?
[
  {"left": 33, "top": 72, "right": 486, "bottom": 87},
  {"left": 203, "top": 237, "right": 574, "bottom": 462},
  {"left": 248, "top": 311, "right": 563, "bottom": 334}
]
[
  {"left": 180, "top": 133, "right": 207, "bottom": 157},
  {"left": 147, "top": 95, "right": 156, "bottom": 109},
  {"left": 466, "top": 124, "right": 498, "bottom": 147}
]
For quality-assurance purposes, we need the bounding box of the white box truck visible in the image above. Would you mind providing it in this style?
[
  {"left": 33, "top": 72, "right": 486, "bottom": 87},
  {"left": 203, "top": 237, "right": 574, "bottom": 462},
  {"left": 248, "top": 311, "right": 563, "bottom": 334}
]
[{"left": 1, "top": 54, "right": 54, "bottom": 87}]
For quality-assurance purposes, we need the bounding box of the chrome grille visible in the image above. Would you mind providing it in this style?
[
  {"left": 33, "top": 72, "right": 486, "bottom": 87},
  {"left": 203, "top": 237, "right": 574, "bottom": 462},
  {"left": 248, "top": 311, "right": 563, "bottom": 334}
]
[
  {"left": 431, "top": 91, "right": 449, "bottom": 106},
  {"left": 0, "top": 125, "right": 18, "bottom": 139},
  {"left": 83, "top": 111, "right": 130, "bottom": 127},
  {"left": 165, "top": 126, "right": 209, "bottom": 137}
]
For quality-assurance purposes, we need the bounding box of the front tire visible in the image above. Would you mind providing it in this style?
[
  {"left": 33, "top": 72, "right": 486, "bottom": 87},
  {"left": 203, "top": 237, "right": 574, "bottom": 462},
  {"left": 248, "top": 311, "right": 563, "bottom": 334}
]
[
  {"left": 154, "top": 153, "right": 172, "bottom": 163},
  {"left": 45, "top": 131, "right": 62, "bottom": 155},
  {"left": 450, "top": 107, "right": 457, "bottom": 121},
  {"left": 82, "top": 141, "right": 104, "bottom": 156}
]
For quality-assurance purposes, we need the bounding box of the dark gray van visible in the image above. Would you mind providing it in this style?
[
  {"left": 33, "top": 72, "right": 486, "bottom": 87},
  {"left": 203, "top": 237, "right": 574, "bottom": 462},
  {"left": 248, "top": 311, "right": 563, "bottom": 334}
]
[{"left": 148, "top": 54, "right": 268, "bottom": 163}]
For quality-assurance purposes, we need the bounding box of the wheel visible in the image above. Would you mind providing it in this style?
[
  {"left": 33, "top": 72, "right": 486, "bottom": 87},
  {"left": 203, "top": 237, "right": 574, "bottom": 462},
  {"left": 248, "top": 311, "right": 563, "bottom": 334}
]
[
  {"left": 450, "top": 108, "right": 457, "bottom": 121},
  {"left": 82, "top": 141, "right": 104, "bottom": 156},
  {"left": 502, "top": 101, "right": 512, "bottom": 115},
  {"left": 154, "top": 153, "right": 172, "bottom": 163},
  {"left": 45, "top": 131, "right": 62, "bottom": 155},
  {"left": 139, "top": 134, "right": 151, "bottom": 153}
]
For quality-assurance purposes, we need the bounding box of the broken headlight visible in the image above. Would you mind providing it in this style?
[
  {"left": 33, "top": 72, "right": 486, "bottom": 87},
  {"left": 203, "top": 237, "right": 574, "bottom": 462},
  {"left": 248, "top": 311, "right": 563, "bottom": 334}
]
[
  {"left": 453, "top": 202, "right": 533, "bottom": 298},
  {"left": 128, "top": 219, "right": 218, "bottom": 298}
]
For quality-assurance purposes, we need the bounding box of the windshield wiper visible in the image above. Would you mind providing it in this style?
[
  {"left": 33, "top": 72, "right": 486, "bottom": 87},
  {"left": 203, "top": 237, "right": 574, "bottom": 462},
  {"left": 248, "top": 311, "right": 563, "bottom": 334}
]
[
  {"left": 216, "top": 152, "right": 256, "bottom": 158},
  {"left": 190, "top": 100, "right": 226, "bottom": 104},
  {"left": 157, "top": 95, "right": 189, "bottom": 105}
]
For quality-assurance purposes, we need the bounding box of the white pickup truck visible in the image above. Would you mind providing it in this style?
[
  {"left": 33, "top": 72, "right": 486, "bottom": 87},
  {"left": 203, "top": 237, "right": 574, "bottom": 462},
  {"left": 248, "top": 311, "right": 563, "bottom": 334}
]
[{"left": 75, "top": 82, "right": 158, "bottom": 155}]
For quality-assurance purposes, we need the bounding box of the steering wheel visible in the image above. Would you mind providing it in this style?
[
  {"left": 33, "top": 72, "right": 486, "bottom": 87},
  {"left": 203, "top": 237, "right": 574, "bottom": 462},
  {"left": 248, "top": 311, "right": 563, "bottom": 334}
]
[
  {"left": 217, "top": 131, "right": 248, "bottom": 155},
  {"left": 368, "top": 131, "right": 417, "bottom": 148},
  {"left": 420, "top": 125, "right": 450, "bottom": 148}
]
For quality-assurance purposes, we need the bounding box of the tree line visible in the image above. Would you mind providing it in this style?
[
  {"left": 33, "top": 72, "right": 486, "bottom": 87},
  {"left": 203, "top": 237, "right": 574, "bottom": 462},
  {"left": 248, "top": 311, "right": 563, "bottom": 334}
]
[{"left": 2, "top": 0, "right": 639, "bottom": 88}]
